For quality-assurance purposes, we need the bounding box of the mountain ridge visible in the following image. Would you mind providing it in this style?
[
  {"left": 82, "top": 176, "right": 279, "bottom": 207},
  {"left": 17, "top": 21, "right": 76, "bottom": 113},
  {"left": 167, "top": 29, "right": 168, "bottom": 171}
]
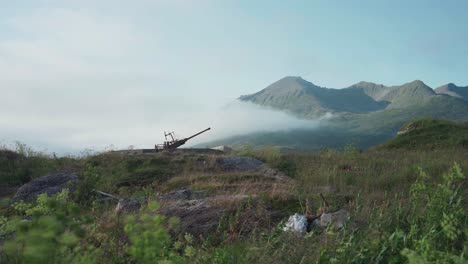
[
  {"left": 240, "top": 77, "right": 466, "bottom": 118},
  {"left": 201, "top": 76, "right": 468, "bottom": 151},
  {"left": 435, "top": 83, "right": 468, "bottom": 101}
]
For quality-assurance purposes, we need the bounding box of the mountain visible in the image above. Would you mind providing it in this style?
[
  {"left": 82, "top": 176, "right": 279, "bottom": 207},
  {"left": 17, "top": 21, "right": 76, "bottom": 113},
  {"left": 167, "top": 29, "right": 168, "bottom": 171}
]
[
  {"left": 240, "top": 78, "right": 439, "bottom": 118},
  {"left": 335, "top": 94, "right": 468, "bottom": 135},
  {"left": 209, "top": 77, "right": 468, "bottom": 151},
  {"left": 239, "top": 76, "right": 388, "bottom": 118},
  {"left": 435, "top": 83, "right": 468, "bottom": 101}
]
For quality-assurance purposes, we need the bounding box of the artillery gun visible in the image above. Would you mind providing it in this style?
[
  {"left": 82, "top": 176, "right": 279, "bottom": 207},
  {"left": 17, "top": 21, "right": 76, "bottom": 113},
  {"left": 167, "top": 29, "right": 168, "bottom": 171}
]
[{"left": 155, "top": 128, "right": 211, "bottom": 150}]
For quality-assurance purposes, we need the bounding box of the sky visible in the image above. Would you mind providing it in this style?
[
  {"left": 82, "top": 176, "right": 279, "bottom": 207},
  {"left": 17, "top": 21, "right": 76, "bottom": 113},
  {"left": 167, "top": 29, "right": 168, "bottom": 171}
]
[{"left": 0, "top": 0, "right": 467, "bottom": 153}]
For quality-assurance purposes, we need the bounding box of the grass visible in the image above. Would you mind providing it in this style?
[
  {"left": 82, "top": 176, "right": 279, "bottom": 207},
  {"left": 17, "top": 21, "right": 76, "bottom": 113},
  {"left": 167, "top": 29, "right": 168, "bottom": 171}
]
[
  {"left": 381, "top": 118, "right": 468, "bottom": 149},
  {"left": 0, "top": 135, "right": 467, "bottom": 263}
]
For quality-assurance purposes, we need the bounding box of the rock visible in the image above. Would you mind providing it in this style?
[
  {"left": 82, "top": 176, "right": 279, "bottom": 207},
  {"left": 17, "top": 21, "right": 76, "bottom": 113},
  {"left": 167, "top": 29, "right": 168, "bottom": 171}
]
[
  {"left": 12, "top": 172, "right": 79, "bottom": 202},
  {"left": 158, "top": 199, "right": 226, "bottom": 236},
  {"left": 283, "top": 213, "right": 308, "bottom": 234},
  {"left": 216, "top": 157, "right": 264, "bottom": 172},
  {"left": 316, "top": 209, "right": 349, "bottom": 229},
  {"left": 158, "top": 188, "right": 206, "bottom": 201},
  {"left": 112, "top": 190, "right": 198, "bottom": 214},
  {"left": 115, "top": 197, "right": 147, "bottom": 214},
  {"left": 259, "top": 166, "right": 289, "bottom": 181}
]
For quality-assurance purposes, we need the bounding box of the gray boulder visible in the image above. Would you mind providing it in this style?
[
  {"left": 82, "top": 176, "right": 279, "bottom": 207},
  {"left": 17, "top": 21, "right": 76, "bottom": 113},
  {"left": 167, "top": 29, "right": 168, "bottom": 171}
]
[
  {"left": 115, "top": 197, "right": 147, "bottom": 214},
  {"left": 158, "top": 188, "right": 206, "bottom": 201},
  {"left": 216, "top": 157, "right": 264, "bottom": 171},
  {"left": 158, "top": 199, "right": 226, "bottom": 236},
  {"left": 13, "top": 172, "right": 79, "bottom": 202},
  {"left": 315, "top": 209, "right": 349, "bottom": 229}
]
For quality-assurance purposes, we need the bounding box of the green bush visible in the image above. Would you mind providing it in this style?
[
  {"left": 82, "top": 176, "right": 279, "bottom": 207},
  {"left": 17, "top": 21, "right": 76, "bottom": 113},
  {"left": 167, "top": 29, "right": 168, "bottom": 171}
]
[
  {"left": 314, "top": 163, "right": 467, "bottom": 263},
  {"left": 1, "top": 190, "right": 101, "bottom": 263},
  {"left": 123, "top": 201, "right": 195, "bottom": 264}
]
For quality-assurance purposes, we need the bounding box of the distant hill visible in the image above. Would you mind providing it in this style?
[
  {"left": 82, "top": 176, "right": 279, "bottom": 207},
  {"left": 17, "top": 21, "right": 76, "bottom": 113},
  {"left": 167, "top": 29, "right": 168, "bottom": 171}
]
[
  {"left": 334, "top": 94, "right": 468, "bottom": 135},
  {"left": 240, "top": 77, "right": 445, "bottom": 117},
  {"left": 239, "top": 77, "right": 388, "bottom": 118},
  {"left": 207, "top": 77, "right": 468, "bottom": 150},
  {"left": 380, "top": 118, "right": 468, "bottom": 149},
  {"left": 435, "top": 83, "right": 468, "bottom": 101}
]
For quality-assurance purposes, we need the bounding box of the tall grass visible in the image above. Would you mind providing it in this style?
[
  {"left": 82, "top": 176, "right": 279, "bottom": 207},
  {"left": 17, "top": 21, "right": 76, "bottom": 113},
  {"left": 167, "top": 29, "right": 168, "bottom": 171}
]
[{"left": 0, "top": 143, "right": 466, "bottom": 263}]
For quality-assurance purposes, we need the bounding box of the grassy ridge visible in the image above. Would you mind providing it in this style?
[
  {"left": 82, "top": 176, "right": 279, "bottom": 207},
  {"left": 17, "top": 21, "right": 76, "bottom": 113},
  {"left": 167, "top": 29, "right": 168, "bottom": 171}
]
[{"left": 381, "top": 118, "right": 468, "bottom": 149}]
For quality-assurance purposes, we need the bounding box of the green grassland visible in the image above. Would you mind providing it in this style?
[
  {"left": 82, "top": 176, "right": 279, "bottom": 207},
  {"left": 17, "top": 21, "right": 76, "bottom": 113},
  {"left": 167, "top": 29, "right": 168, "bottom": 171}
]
[{"left": 0, "top": 123, "right": 467, "bottom": 263}]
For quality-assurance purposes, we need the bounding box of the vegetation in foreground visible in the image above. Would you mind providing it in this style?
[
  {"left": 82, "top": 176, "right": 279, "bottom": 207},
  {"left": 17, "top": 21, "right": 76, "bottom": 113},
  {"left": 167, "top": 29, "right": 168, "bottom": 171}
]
[{"left": 0, "top": 139, "right": 467, "bottom": 263}]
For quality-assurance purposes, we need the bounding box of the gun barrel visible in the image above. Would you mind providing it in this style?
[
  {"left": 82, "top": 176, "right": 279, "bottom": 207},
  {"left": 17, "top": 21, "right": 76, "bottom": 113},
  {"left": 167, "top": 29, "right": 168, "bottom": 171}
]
[{"left": 185, "top": 127, "right": 211, "bottom": 141}]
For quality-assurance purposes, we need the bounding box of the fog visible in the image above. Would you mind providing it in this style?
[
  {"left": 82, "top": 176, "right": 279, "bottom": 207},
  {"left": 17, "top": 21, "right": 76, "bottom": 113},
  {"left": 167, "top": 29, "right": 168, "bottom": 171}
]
[{"left": 0, "top": 95, "right": 325, "bottom": 155}]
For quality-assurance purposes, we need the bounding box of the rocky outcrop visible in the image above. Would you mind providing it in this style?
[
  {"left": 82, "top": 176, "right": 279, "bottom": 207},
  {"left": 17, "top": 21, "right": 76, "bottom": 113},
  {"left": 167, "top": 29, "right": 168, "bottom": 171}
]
[
  {"left": 158, "top": 199, "right": 226, "bottom": 236},
  {"left": 215, "top": 156, "right": 289, "bottom": 181},
  {"left": 12, "top": 172, "right": 79, "bottom": 202},
  {"left": 115, "top": 197, "right": 147, "bottom": 214},
  {"left": 158, "top": 188, "right": 206, "bottom": 201}
]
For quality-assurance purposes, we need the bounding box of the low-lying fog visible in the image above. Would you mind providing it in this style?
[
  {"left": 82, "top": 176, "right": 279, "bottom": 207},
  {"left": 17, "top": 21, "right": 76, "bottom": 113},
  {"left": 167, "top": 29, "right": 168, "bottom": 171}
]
[{"left": 0, "top": 97, "right": 324, "bottom": 155}]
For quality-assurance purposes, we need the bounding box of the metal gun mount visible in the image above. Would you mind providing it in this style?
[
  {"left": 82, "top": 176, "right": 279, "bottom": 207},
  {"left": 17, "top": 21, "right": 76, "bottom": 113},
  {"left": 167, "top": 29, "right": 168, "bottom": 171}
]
[{"left": 155, "top": 127, "right": 211, "bottom": 150}]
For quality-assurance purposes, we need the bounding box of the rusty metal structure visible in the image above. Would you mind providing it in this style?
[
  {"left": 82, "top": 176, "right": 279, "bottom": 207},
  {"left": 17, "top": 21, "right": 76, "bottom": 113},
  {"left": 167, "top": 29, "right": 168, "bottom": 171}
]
[{"left": 155, "top": 127, "right": 211, "bottom": 150}]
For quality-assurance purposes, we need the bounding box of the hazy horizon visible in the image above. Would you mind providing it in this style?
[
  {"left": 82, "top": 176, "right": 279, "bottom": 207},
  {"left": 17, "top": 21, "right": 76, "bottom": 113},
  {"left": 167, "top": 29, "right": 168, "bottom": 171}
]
[{"left": 1, "top": 0, "right": 467, "bottom": 153}]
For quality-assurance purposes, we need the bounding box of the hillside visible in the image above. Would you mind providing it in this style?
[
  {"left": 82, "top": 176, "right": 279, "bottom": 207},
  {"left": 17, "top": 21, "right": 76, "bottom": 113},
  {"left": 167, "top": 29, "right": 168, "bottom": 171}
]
[
  {"left": 435, "top": 83, "right": 468, "bottom": 101},
  {"left": 239, "top": 76, "right": 389, "bottom": 118},
  {"left": 240, "top": 77, "right": 444, "bottom": 118},
  {"left": 380, "top": 118, "right": 468, "bottom": 149},
  {"left": 1, "top": 143, "right": 467, "bottom": 263},
  {"left": 334, "top": 94, "right": 468, "bottom": 135},
  {"left": 223, "top": 77, "right": 468, "bottom": 150}
]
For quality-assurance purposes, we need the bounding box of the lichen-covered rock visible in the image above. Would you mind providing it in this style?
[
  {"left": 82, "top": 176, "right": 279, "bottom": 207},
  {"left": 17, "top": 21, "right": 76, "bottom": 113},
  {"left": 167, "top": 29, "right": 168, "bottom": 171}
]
[
  {"left": 158, "top": 188, "right": 206, "bottom": 201},
  {"left": 115, "top": 197, "right": 147, "bottom": 214},
  {"left": 158, "top": 199, "right": 226, "bottom": 236},
  {"left": 316, "top": 209, "right": 349, "bottom": 229},
  {"left": 12, "top": 172, "right": 79, "bottom": 202}
]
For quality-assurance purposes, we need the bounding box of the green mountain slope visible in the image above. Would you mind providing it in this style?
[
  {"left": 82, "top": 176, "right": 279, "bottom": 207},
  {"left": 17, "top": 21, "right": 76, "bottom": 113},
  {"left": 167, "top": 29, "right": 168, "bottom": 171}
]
[
  {"left": 435, "top": 83, "right": 468, "bottom": 101},
  {"left": 334, "top": 94, "right": 468, "bottom": 135},
  {"left": 241, "top": 77, "right": 442, "bottom": 118},
  {"left": 379, "top": 80, "right": 436, "bottom": 108},
  {"left": 203, "top": 127, "right": 388, "bottom": 151},
  {"left": 239, "top": 76, "right": 388, "bottom": 118},
  {"left": 347, "top": 80, "right": 436, "bottom": 108},
  {"left": 380, "top": 118, "right": 468, "bottom": 149},
  {"left": 208, "top": 77, "right": 468, "bottom": 150}
]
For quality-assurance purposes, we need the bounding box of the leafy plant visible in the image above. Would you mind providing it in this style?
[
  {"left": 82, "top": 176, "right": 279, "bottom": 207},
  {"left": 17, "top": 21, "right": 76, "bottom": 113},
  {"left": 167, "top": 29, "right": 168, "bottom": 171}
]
[
  {"left": 2, "top": 190, "right": 101, "bottom": 263},
  {"left": 123, "top": 201, "right": 190, "bottom": 264}
]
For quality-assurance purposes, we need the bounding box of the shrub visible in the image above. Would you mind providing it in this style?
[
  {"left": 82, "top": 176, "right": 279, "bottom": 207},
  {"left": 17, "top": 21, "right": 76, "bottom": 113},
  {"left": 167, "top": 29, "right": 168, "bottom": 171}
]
[
  {"left": 123, "top": 200, "right": 192, "bottom": 264},
  {"left": 2, "top": 190, "right": 101, "bottom": 263}
]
